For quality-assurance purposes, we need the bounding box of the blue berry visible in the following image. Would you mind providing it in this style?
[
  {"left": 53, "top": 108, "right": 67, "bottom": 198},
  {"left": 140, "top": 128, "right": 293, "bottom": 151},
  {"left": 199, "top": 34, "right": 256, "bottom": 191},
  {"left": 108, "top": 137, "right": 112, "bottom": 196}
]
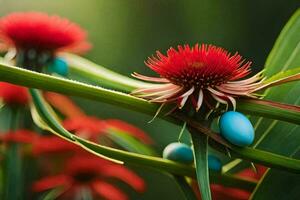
[
  {"left": 219, "top": 111, "right": 254, "bottom": 147},
  {"left": 208, "top": 155, "right": 222, "bottom": 171},
  {"left": 163, "top": 142, "right": 194, "bottom": 164}
]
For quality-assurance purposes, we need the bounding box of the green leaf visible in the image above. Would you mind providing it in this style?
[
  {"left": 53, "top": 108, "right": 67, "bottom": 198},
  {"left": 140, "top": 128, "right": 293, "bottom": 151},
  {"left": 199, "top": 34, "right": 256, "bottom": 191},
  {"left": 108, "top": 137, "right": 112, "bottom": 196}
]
[
  {"left": 191, "top": 132, "right": 211, "bottom": 200},
  {"left": 40, "top": 188, "right": 64, "bottom": 200},
  {"left": 29, "top": 89, "right": 75, "bottom": 141},
  {"left": 250, "top": 9, "right": 300, "bottom": 199}
]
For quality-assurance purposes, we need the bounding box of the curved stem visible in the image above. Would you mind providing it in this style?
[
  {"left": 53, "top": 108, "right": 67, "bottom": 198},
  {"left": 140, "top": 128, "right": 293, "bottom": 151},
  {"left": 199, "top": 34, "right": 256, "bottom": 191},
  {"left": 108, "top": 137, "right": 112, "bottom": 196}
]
[{"left": 29, "top": 89, "right": 256, "bottom": 191}]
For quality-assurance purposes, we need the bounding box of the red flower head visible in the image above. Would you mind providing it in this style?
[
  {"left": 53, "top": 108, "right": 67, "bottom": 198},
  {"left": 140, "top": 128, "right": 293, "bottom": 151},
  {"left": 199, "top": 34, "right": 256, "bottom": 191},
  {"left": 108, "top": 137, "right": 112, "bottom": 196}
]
[
  {"left": 132, "top": 44, "right": 265, "bottom": 111},
  {"left": 0, "top": 82, "right": 30, "bottom": 106},
  {"left": 32, "top": 155, "right": 146, "bottom": 200},
  {"left": 0, "top": 12, "right": 91, "bottom": 70},
  {"left": 0, "top": 12, "right": 90, "bottom": 54}
]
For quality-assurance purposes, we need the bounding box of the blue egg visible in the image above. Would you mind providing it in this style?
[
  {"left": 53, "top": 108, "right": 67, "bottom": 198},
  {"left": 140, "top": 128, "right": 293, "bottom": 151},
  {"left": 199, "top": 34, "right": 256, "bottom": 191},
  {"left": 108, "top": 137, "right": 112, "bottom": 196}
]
[
  {"left": 163, "top": 142, "right": 194, "bottom": 164},
  {"left": 48, "top": 57, "right": 68, "bottom": 76},
  {"left": 208, "top": 155, "right": 222, "bottom": 171},
  {"left": 219, "top": 111, "right": 254, "bottom": 147}
]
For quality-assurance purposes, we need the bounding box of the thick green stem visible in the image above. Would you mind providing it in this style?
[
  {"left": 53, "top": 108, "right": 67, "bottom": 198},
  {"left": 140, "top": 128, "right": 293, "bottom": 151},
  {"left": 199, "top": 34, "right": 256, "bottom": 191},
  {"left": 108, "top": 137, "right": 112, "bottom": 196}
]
[{"left": 0, "top": 63, "right": 299, "bottom": 125}]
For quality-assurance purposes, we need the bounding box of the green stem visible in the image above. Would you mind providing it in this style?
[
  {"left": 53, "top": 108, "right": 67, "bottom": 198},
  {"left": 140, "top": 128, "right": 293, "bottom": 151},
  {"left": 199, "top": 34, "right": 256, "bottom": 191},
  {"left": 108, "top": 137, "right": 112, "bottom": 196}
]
[
  {"left": 29, "top": 89, "right": 256, "bottom": 191},
  {"left": 0, "top": 63, "right": 299, "bottom": 125},
  {"left": 4, "top": 108, "right": 22, "bottom": 200}
]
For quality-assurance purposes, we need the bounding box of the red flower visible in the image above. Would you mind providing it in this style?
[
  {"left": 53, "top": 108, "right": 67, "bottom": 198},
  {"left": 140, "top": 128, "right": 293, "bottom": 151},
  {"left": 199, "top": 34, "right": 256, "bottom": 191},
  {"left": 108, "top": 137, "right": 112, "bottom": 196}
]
[
  {"left": 0, "top": 12, "right": 90, "bottom": 54},
  {"left": 32, "top": 155, "right": 145, "bottom": 200},
  {"left": 0, "top": 82, "right": 29, "bottom": 106},
  {"left": 132, "top": 44, "right": 265, "bottom": 111}
]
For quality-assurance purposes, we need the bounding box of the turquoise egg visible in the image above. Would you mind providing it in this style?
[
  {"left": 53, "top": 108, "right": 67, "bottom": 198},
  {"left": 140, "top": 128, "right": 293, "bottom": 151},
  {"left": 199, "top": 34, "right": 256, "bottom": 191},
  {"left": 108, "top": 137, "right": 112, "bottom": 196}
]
[
  {"left": 208, "top": 155, "right": 222, "bottom": 171},
  {"left": 48, "top": 57, "right": 68, "bottom": 76},
  {"left": 219, "top": 111, "right": 254, "bottom": 147},
  {"left": 163, "top": 142, "right": 194, "bottom": 164}
]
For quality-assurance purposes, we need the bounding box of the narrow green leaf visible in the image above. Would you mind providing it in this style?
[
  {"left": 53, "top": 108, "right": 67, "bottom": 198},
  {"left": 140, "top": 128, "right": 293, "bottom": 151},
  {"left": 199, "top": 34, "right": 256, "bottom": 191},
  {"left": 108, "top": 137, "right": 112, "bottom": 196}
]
[
  {"left": 29, "top": 89, "right": 75, "bottom": 141},
  {"left": 40, "top": 188, "right": 64, "bottom": 200},
  {"left": 191, "top": 132, "right": 212, "bottom": 200}
]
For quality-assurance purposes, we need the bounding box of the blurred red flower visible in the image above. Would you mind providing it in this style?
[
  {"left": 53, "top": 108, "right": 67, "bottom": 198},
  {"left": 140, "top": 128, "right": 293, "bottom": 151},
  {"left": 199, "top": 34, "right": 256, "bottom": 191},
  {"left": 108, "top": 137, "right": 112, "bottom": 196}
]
[
  {"left": 0, "top": 12, "right": 90, "bottom": 54},
  {"left": 32, "top": 155, "right": 145, "bottom": 200},
  {"left": 0, "top": 82, "right": 29, "bottom": 106},
  {"left": 0, "top": 129, "right": 37, "bottom": 143}
]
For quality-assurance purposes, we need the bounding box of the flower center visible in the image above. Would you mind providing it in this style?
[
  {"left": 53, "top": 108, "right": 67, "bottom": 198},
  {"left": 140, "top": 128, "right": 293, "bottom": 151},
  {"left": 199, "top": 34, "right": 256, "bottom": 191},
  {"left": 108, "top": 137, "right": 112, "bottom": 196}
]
[
  {"left": 165, "top": 65, "right": 229, "bottom": 89},
  {"left": 73, "top": 172, "right": 97, "bottom": 183}
]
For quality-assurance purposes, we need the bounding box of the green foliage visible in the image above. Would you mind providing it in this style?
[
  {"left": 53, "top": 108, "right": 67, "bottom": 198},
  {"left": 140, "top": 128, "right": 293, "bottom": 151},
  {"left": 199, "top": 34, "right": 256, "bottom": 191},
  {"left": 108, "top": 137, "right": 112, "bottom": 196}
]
[{"left": 251, "top": 9, "right": 300, "bottom": 199}]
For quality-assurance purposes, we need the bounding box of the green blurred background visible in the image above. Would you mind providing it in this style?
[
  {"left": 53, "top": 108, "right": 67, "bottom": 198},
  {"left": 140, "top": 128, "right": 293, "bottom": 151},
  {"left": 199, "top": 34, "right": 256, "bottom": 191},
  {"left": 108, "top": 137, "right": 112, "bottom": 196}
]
[{"left": 0, "top": 0, "right": 299, "bottom": 199}]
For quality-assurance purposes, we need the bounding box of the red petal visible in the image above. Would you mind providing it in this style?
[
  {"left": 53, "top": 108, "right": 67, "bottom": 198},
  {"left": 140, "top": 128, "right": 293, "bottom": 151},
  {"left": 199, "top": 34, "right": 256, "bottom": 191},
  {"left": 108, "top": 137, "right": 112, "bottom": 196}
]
[
  {"left": 32, "top": 175, "right": 71, "bottom": 192},
  {"left": 211, "top": 184, "right": 250, "bottom": 200},
  {"left": 92, "top": 181, "right": 128, "bottom": 200},
  {"left": 44, "top": 92, "right": 85, "bottom": 118},
  {"left": 0, "top": 82, "right": 29, "bottom": 105},
  {"left": 102, "top": 165, "right": 145, "bottom": 192}
]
